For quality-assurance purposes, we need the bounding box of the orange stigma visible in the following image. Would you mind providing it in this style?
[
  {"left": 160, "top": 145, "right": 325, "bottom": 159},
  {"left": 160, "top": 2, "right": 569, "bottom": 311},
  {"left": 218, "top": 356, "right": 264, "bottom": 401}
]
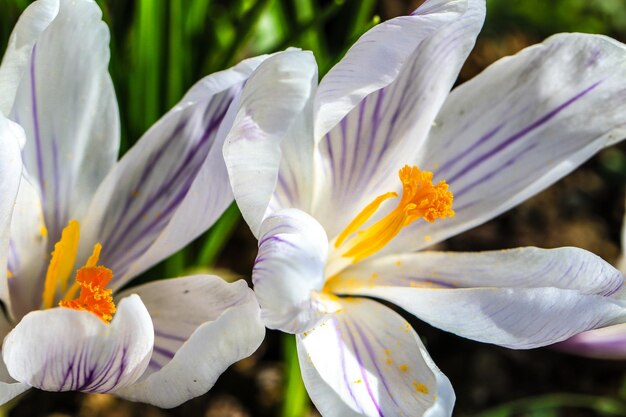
[
  {"left": 335, "top": 165, "right": 454, "bottom": 263},
  {"left": 59, "top": 264, "right": 116, "bottom": 324}
]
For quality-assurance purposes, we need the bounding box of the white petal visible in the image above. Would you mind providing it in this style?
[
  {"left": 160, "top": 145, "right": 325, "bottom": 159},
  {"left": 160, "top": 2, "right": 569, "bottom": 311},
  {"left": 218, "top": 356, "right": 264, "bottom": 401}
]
[
  {"left": 556, "top": 324, "right": 626, "bottom": 360},
  {"left": 270, "top": 72, "right": 318, "bottom": 215},
  {"left": 254, "top": 209, "right": 330, "bottom": 333},
  {"left": 313, "top": 0, "right": 467, "bottom": 140},
  {"left": 0, "top": 0, "right": 59, "bottom": 114},
  {"left": 0, "top": 308, "right": 30, "bottom": 405},
  {"left": 115, "top": 276, "right": 264, "bottom": 408},
  {"left": 3, "top": 295, "right": 154, "bottom": 393},
  {"left": 389, "top": 33, "right": 626, "bottom": 252},
  {"left": 0, "top": 380, "right": 29, "bottom": 406},
  {"left": 298, "top": 298, "right": 454, "bottom": 417},
  {"left": 313, "top": 0, "right": 484, "bottom": 237},
  {"left": 224, "top": 50, "right": 318, "bottom": 237},
  {"left": 80, "top": 56, "right": 267, "bottom": 290},
  {"left": 10, "top": 0, "right": 119, "bottom": 243},
  {"left": 330, "top": 247, "right": 626, "bottom": 348},
  {"left": 0, "top": 116, "right": 25, "bottom": 317},
  {"left": 115, "top": 275, "right": 257, "bottom": 375},
  {"left": 7, "top": 174, "right": 48, "bottom": 318}
]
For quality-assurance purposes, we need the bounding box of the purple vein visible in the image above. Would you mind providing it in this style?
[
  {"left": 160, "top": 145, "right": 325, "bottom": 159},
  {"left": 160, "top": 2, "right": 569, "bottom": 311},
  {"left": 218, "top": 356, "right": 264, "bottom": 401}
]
[
  {"left": 29, "top": 43, "right": 46, "bottom": 201},
  {"left": 342, "top": 317, "right": 384, "bottom": 416},
  {"left": 447, "top": 81, "right": 603, "bottom": 185}
]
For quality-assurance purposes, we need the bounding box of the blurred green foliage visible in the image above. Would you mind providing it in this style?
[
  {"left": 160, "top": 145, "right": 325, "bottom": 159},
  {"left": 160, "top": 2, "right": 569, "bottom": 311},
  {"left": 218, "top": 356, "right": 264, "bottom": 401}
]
[{"left": 486, "top": 0, "right": 626, "bottom": 39}]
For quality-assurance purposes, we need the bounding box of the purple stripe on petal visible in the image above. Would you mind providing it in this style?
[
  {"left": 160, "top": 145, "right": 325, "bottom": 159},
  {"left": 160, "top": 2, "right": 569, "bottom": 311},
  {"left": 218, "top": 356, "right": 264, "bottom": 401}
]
[
  {"left": 29, "top": 43, "right": 45, "bottom": 200},
  {"left": 436, "top": 124, "right": 505, "bottom": 178},
  {"left": 154, "top": 329, "right": 188, "bottom": 343},
  {"left": 350, "top": 317, "right": 400, "bottom": 409},
  {"left": 452, "top": 141, "right": 539, "bottom": 199},
  {"left": 99, "top": 89, "right": 234, "bottom": 281},
  {"left": 446, "top": 81, "right": 602, "bottom": 185},
  {"left": 103, "top": 97, "right": 227, "bottom": 254},
  {"left": 340, "top": 316, "right": 384, "bottom": 417},
  {"left": 332, "top": 317, "right": 364, "bottom": 414},
  {"left": 152, "top": 345, "right": 176, "bottom": 360}
]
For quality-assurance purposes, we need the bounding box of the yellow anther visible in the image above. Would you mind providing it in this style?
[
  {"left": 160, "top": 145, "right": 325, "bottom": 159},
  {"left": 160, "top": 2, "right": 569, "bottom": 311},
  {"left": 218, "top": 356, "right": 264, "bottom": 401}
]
[
  {"left": 336, "top": 165, "right": 453, "bottom": 263},
  {"left": 39, "top": 225, "right": 48, "bottom": 238},
  {"left": 42, "top": 220, "right": 80, "bottom": 309}
]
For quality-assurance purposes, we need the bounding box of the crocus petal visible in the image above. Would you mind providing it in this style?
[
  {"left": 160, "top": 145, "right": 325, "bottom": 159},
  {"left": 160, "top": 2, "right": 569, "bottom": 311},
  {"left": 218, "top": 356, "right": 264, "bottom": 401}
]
[
  {"left": 297, "top": 298, "right": 454, "bottom": 417},
  {"left": 7, "top": 175, "right": 48, "bottom": 318},
  {"left": 254, "top": 209, "right": 330, "bottom": 333},
  {"left": 388, "top": 33, "right": 626, "bottom": 252},
  {"left": 0, "top": 301, "right": 29, "bottom": 405},
  {"left": 330, "top": 247, "right": 626, "bottom": 349},
  {"left": 224, "top": 50, "right": 318, "bottom": 237},
  {"left": 80, "top": 56, "right": 266, "bottom": 289},
  {"left": 0, "top": 0, "right": 59, "bottom": 114},
  {"left": 0, "top": 116, "right": 25, "bottom": 317},
  {"left": 270, "top": 70, "right": 318, "bottom": 215},
  {"left": 10, "top": 0, "right": 119, "bottom": 243},
  {"left": 313, "top": 0, "right": 467, "bottom": 140},
  {"left": 313, "top": 0, "right": 484, "bottom": 237},
  {"left": 114, "top": 276, "right": 264, "bottom": 408},
  {"left": 556, "top": 324, "right": 626, "bottom": 360},
  {"left": 3, "top": 295, "right": 153, "bottom": 393},
  {"left": 0, "top": 378, "right": 29, "bottom": 406}
]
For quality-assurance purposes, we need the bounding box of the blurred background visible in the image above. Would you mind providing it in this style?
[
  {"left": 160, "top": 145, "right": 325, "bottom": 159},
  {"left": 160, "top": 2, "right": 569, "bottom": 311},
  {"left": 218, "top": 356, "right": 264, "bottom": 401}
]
[{"left": 2, "top": 0, "right": 626, "bottom": 416}]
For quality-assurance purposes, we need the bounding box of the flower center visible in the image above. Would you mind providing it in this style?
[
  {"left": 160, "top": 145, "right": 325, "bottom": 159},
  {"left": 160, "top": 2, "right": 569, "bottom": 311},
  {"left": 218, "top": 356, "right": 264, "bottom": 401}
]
[
  {"left": 334, "top": 165, "right": 454, "bottom": 263},
  {"left": 42, "top": 220, "right": 116, "bottom": 323}
]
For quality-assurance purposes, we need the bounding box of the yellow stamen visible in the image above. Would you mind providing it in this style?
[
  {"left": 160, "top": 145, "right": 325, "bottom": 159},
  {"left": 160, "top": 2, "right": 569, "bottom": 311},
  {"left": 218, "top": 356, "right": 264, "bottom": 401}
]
[
  {"left": 63, "top": 243, "right": 102, "bottom": 301},
  {"left": 59, "top": 265, "right": 116, "bottom": 324},
  {"left": 85, "top": 243, "right": 102, "bottom": 268},
  {"left": 42, "top": 220, "right": 80, "bottom": 309},
  {"left": 335, "top": 192, "right": 397, "bottom": 248},
  {"left": 336, "top": 165, "right": 454, "bottom": 263}
]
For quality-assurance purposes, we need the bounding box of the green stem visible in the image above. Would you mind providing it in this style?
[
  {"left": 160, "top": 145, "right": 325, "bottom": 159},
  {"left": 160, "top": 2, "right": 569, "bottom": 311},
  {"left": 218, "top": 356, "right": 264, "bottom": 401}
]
[
  {"left": 281, "top": 334, "right": 309, "bottom": 417},
  {"left": 197, "top": 204, "right": 241, "bottom": 267},
  {"left": 164, "top": 250, "right": 186, "bottom": 278}
]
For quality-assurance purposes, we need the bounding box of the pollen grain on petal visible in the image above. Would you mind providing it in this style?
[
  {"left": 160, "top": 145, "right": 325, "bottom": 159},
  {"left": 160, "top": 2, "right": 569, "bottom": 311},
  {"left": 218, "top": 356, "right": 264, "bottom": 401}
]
[{"left": 413, "top": 381, "right": 429, "bottom": 394}]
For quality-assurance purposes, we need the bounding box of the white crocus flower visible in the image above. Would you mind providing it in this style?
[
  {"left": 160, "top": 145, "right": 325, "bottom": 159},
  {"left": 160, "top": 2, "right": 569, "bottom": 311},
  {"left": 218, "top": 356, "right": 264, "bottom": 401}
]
[
  {"left": 223, "top": 0, "right": 626, "bottom": 415},
  {"left": 0, "top": 0, "right": 265, "bottom": 407}
]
